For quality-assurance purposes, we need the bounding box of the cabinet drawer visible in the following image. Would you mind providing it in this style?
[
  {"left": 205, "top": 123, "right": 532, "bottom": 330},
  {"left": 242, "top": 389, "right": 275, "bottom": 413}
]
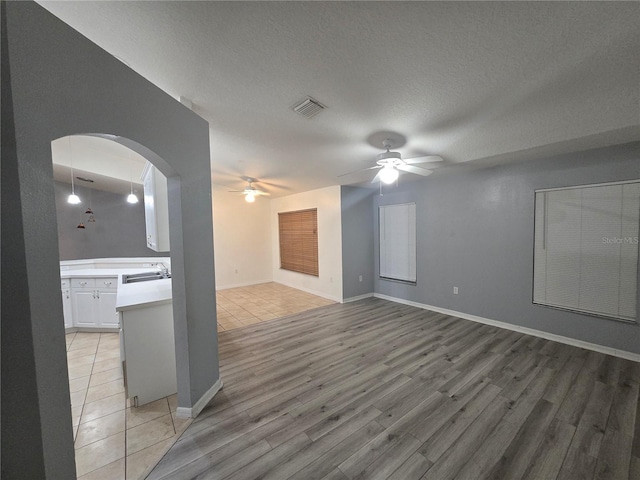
[
  {"left": 97, "top": 277, "right": 117, "bottom": 290},
  {"left": 71, "top": 278, "right": 95, "bottom": 289}
]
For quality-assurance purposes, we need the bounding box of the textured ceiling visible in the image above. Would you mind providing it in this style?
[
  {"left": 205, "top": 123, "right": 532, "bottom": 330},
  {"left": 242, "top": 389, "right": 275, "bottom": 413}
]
[{"left": 39, "top": 1, "right": 639, "bottom": 197}]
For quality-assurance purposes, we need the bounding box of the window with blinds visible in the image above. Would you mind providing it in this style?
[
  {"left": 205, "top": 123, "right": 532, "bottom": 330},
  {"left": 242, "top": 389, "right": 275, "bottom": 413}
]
[
  {"left": 278, "top": 208, "right": 319, "bottom": 276},
  {"left": 379, "top": 203, "right": 417, "bottom": 283},
  {"left": 533, "top": 180, "right": 640, "bottom": 323}
]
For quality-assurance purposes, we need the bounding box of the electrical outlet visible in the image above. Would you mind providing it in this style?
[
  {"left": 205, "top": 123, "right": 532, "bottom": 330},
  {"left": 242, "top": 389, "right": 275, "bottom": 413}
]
[
  {"left": 358, "top": 275, "right": 363, "bottom": 282},
  {"left": 453, "top": 287, "right": 459, "bottom": 295}
]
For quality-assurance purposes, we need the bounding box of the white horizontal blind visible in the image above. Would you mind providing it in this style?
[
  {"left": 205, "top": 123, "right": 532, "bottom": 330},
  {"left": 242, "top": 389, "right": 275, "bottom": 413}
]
[
  {"left": 379, "top": 203, "right": 417, "bottom": 283},
  {"left": 533, "top": 181, "right": 639, "bottom": 322}
]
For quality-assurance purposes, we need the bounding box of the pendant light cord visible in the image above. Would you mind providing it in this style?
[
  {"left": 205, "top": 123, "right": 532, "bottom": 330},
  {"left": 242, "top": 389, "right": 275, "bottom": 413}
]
[{"left": 69, "top": 136, "right": 75, "bottom": 194}]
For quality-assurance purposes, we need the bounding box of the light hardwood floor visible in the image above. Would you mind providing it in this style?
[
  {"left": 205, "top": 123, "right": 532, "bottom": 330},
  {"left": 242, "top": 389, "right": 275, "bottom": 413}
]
[{"left": 148, "top": 298, "right": 640, "bottom": 480}]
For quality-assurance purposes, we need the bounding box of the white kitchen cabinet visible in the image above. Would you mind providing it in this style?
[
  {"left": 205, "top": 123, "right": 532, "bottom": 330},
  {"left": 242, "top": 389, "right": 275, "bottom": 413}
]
[
  {"left": 72, "top": 281, "right": 97, "bottom": 328},
  {"left": 141, "top": 161, "right": 170, "bottom": 252},
  {"left": 98, "top": 290, "right": 119, "bottom": 328},
  {"left": 70, "top": 277, "right": 119, "bottom": 329},
  {"left": 120, "top": 301, "right": 176, "bottom": 406},
  {"left": 61, "top": 279, "right": 73, "bottom": 329}
]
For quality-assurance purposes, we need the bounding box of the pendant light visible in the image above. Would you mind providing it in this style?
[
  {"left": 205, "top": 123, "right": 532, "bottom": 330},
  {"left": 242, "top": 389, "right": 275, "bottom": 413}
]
[
  {"left": 77, "top": 210, "right": 85, "bottom": 229},
  {"left": 67, "top": 136, "right": 81, "bottom": 204},
  {"left": 86, "top": 189, "right": 96, "bottom": 222},
  {"left": 127, "top": 190, "right": 139, "bottom": 204},
  {"left": 126, "top": 151, "right": 139, "bottom": 203}
]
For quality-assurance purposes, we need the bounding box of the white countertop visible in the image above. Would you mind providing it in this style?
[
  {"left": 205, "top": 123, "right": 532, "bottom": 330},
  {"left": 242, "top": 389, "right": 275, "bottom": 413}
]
[
  {"left": 60, "top": 267, "right": 161, "bottom": 279},
  {"left": 59, "top": 258, "right": 173, "bottom": 312},
  {"left": 116, "top": 276, "right": 173, "bottom": 311}
]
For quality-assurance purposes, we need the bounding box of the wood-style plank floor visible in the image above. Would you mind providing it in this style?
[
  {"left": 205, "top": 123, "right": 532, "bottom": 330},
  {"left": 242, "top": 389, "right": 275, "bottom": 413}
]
[{"left": 148, "top": 298, "right": 640, "bottom": 480}]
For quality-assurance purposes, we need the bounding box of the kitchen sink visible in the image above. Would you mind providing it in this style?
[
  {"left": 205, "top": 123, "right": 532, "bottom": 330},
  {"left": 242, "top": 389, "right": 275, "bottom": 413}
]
[{"left": 122, "top": 271, "right": 171, "bottom": 284}]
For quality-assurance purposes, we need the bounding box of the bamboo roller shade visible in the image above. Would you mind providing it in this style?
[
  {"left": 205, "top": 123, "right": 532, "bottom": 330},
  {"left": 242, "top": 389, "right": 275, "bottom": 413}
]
[{"left": 278, "top": 208, "right": 319, "bottom": 276}]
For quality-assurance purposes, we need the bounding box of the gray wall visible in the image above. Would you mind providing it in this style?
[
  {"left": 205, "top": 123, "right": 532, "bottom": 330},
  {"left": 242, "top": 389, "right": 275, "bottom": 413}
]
[
  {"left": 2, "top": 3, "right": 219, "bottom": 477},
  {"left": 55, "top": 181, "right": 165, "bottom": 260},
  {"left": 341, "top": 186, "right": 375, "bottom": 299},
  {"left": 374, "top": 142, "right": 640, "bottom": 354}
]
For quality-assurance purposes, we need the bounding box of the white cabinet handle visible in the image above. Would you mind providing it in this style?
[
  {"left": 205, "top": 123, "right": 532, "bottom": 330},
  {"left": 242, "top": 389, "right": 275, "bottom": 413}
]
[
  {"left": 79, "top": 281, "right": 87, "bottom": 286},
  {"left": 104, "top": 281, "right": 112, "bottom": 286}
]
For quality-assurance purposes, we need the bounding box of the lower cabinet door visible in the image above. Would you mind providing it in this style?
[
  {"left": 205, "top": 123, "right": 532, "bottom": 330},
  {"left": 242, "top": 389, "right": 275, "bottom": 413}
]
[
  {"left": 72, "top": 289, "right": 98, "bottom": 328},
  {"left": 62, "top": 289, "right": 73, "bottom": 329},
  {"left": 97, "top": 290, "right": 119, "bottom": 328}
]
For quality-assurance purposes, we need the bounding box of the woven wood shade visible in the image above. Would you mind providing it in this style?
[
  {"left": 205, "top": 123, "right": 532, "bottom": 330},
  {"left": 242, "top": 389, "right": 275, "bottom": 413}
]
[{"left": 278, "top": 208, "right": 319, "bottom": 276}]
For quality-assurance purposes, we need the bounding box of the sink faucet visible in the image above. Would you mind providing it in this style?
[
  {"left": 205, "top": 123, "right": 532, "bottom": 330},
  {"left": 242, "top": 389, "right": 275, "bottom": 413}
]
[{"left": 156, "top": 262, "right": 170, "bottom": 276}]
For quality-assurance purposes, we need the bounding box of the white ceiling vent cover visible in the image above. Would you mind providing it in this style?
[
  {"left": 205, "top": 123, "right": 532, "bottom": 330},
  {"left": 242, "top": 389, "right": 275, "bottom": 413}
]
[{"left": 292, "top": 97, "right": 326, "bottom": 119}]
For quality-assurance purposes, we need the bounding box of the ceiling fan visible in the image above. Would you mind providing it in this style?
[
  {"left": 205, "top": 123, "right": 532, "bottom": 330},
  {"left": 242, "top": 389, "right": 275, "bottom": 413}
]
[
  {"left": 340, "top": 139, "right": 443, "bottom": 184},
  {"left": 228, "top": 178, "right": 270, "bottom": 203}
]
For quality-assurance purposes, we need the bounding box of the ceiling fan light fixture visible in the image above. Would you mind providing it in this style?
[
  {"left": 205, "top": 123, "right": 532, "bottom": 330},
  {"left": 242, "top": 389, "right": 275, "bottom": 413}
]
[
  {"left": 379, "top": 165, "right": 399, "bottom": 185},
  {"left": 245, "top": 192, "right": 256, "bottom": 203},
  {"left": 377, "top": 151, "right": 402, "bottom": 163}
]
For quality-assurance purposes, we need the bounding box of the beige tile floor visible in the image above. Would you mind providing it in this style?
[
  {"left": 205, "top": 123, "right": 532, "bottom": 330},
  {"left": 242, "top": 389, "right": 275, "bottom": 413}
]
[
  {"left": 216, "top": 282, "right": 335, "bottom": 331},
  {"left": 66, "top": 332, "right": 191, "bottom": 480},
  {"left": 66, "top": 282, "right": 334, "bottom": 479}
]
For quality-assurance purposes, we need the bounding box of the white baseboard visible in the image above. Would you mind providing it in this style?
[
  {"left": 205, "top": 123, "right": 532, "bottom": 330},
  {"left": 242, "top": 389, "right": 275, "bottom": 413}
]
[
  {"left": 373, "top": 293, "right": 640, "bottom": 362},
  {"left": 176, "top": 378, "right": 223, "bottom": 419},
  {"left": 274, "top": 281, "right": 342, "bottom": 303},
  {"left": 342, "top": 293, "right": 374, "bottom": 304},
  {"left": 72, "top": 327, "right": 119, "bottom": 333},
  {"left": 216, "top": 279, "right": 273, "bottom": 290}
]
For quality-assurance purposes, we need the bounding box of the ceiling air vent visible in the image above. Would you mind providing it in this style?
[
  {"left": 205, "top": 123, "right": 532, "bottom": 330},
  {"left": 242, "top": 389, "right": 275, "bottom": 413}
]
[{"left": 292, "top": 97, "right": 326, "bottom": 119}]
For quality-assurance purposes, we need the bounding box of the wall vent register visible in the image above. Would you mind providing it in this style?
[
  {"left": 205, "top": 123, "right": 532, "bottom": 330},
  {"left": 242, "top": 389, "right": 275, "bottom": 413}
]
[
  {"left": 292, "top": 96, "right": 326, "bottom": 119},
  {"left": 533, "top": 180, "right": 639, "bottom": 322}
]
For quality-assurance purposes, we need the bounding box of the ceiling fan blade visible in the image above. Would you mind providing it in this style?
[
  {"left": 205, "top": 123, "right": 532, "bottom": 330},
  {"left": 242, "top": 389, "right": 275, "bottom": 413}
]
[
  {"left": 371, "top": 169, "right": 384, "bottom": 183},
  {"left": 397, "top": 165, "right": 433, "bottom": 177},
  {"left": 254, "top": 190, "right": 270, "bottom": 196},
  {"left": 404, "top": 155, "right": 443, "bottom": 165},
  {"left": 338, "top": 165, "right": 382, "bottom": 178},
  {"left": 228, "top": 190, "right": 245, "bottom": 193}
]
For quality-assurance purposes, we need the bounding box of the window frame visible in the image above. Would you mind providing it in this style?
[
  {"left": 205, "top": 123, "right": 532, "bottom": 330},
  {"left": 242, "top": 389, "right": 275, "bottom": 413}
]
[
  {"left": 278, "top": 208, "right": 319, "bottom": 277},
  {"left": 532, "top": 179, "right": 640, "bottom": 324}
]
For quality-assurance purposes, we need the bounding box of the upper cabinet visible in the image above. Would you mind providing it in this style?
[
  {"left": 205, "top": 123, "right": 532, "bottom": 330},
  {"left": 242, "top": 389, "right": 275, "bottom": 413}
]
[{"left": 141, "top": 162, "right": 170, "bottom": 252}]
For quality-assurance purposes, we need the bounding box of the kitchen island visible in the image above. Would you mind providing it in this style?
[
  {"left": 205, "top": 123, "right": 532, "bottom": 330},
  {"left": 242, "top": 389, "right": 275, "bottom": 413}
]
[{"left": 116, "top": 274, "right": 176, "bottom": 407}]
